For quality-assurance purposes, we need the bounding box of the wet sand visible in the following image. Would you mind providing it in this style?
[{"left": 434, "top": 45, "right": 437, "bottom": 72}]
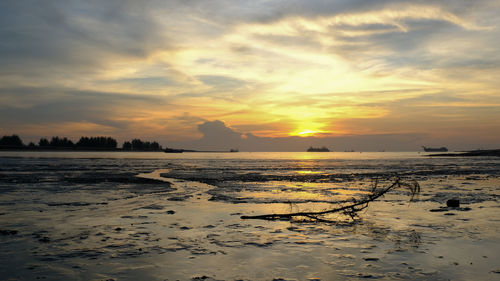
[{"left": 0, "top": 154, "right": 499, "bottom": 280}]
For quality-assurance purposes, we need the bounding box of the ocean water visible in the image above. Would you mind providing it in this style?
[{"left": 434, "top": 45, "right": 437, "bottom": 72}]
[{"left": 1, "top": 152, "right": 499, "bottom": 280}]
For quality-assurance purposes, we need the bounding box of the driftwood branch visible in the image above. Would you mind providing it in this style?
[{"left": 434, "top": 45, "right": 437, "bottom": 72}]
[{"left": 241, "top": 177, "right": 420, "bottom": 222}]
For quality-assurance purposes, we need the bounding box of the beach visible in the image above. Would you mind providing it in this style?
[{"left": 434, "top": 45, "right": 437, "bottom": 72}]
[{"left": 0, "top": 152, "right": 499, "bottom": 280}]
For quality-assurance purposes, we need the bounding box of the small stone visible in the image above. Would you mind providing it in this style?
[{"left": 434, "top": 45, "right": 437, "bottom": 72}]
[{"left": 446, "top": 199, "right": 460, "bottom": 207}]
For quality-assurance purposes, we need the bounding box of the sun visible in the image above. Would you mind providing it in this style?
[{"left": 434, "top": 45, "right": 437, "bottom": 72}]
[
  {"left": 289, "top": 120, "right": 329, "bottom": 137},
  {"left": 294, "top": 129, "right": 320, "bottom": 137}
]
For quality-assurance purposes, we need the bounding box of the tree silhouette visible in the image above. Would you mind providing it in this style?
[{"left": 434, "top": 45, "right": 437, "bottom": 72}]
[
  {"left": 0, "top": 135, "right": 24, "bottom": 147},
  {"left": 39, "top": 138, "right": 50, "bottom": 147},
  {"left": 76, "top": 136, "right": 117, "bottom": 149},
  {"left": 1, "top": 134, "right": 164, "bottom": 151},
  {"left": 49, "top": 136, "right": 74, "bottom": 147},
  {"left": 122, "top": 141, "right": 132, "bottom": 150},
  {"left": 126, "top": 139, "right": 162, "bottom": 151}
]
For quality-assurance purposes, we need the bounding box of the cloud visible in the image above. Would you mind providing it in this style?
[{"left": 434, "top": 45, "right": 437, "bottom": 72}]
[
  {"left": 0, "top": 0, "right": 173, "bottom": 88},
  {"left": 196, "top": 75, "right": 250, "bottom": 91},
  {"left": 1, "top": 1, "right": 499, "bottom": 149},
  {"left": 0, "top": 86, "right": 166, "bottom": 134},
  {"left": 192, "top": 120, "right": 243, "bottom": 150}
]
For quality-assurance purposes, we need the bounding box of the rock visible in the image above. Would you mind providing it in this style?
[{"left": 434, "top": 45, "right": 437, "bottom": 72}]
[
  {"left": 446, "top": 199, "right": 460, "bottom": 207},
  {"left": 0, "top": 229, "right": 18, "bottom": 235}
]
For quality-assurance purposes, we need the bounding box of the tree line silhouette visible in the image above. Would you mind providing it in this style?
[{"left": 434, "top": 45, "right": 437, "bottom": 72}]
[
  {"left": 0, "top": 134, "right": 163, "bottom": 151},
  {"left": 0, "top": 135, "right": 24, "bottom": 147},
  {"left": 122, "top": 139, "right": 162, "bottom": 151}
]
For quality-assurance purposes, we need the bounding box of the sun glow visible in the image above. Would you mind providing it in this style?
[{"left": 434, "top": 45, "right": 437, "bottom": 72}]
[{"left": 293, "top": 129, "right": 322, "bottom": 137}]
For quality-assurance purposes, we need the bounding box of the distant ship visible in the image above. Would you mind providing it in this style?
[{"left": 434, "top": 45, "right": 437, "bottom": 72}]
[
  {"left": 307, "top": 146, "right": 330, "bottom": 152},
  {"left": 229, "top": 149, "right": 239, "bottom": 152},
  {"left": 422, "top": 146, "right": 448, "bottom": 152}
]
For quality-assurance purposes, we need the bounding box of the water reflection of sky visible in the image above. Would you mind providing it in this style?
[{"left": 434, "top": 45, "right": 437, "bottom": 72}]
[{"left": 230, "top": 180, "right": 373, "bottom": 204}]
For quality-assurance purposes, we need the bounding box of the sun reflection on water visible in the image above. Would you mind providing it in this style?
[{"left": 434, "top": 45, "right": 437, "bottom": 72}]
[{"left": 235, "top": 180, "right": 372, "bottom": 203}]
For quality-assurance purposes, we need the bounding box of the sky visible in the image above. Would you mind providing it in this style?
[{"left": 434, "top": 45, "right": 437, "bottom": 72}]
[{"left": 1, "top": 0, "right": 499, "bottom": 151}]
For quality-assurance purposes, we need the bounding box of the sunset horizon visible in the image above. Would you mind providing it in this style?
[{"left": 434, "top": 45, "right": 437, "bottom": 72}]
[{"left": 1, "top": 2, "right": 500, "bottom": 280}]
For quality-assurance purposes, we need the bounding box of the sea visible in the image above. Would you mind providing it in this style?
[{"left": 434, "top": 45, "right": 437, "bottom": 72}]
[{"left": 0, "top": 151, "right": 499, "bottom": 280}]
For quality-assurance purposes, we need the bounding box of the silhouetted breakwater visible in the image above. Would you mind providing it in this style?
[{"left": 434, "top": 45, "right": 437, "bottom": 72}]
[{"left": 428, "top": 149, "right": 500, "bottom": 157}]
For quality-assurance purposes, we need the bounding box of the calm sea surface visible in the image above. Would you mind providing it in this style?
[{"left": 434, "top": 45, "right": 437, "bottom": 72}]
[
  {"left": 1, "top": 151, "right": 498, "bottom": 178},
  {"left": 0, "top": 150, "right": 455, "bottom": 159}
]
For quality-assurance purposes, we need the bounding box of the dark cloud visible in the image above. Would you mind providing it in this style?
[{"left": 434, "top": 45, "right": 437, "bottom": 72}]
[
  {"left": 0, "top": 0, "right": 169, "bottom": 77},
  {"left": 0, "top": 86, "right": 164, "bottom": 127},
  {"left": 195, "top": 120, "right": 243, "bottom": 150}
]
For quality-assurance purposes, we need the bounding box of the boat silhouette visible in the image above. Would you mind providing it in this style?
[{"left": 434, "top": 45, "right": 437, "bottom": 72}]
[
  {"left": 422, "top": 146, "right": 448, "bottom": 152},
  {"left": 307, "top": 146, "right": 330, "bottom": 152}
]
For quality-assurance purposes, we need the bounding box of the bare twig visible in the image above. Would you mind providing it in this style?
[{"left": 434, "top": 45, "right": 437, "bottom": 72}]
[{"left": 241, "top": 177, "right": 420, "bottom": 222}]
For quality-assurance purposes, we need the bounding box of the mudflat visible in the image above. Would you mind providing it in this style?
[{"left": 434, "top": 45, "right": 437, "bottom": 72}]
[{"left": 0, "top": 152, "right": 499, "bottom": 280}]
